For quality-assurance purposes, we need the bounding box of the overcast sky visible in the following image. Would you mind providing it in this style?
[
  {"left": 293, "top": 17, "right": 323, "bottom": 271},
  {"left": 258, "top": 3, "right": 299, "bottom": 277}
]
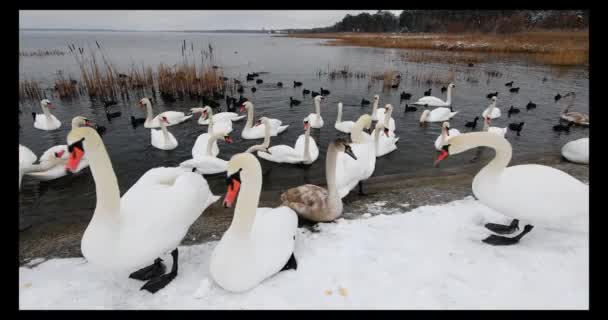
[{"left": 20, "top": 10, "right": 403, "bottom": 31}]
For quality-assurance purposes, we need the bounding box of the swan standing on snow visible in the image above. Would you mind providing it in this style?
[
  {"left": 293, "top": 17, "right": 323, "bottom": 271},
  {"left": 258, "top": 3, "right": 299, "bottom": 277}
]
[
  {"left": 373, "top": 122, "right": 399, "bottom": 157},
  {"left": 560, "top": 92, "right": 589, "bottom": 126},
  {"left": 64, "top": 126, "right": 219, "bottom": 293},
  {"left": 434, "top": 132, "right": 588, "bottom": 245},
  {"left": 434, "top": 121, "right": 461, "bottom": 151},
  {"left": 210, "top": 152, "right": 298, "bottom": 292},
  {"left": 482, "top": 117, "right": 507, "bottom": 137},
  {"left": 190, "top": 106, "right": 245, "bottom": 125},
  {"left": 303, "top": 95, "right": 324, "bottom": 128},
  {"left": 335, "top": 102, "right": 355, "bottom": 133},
  {"left": 482, "top": 96, "right": 501, "bottom": 119},
  {"left": 240, "top": 101, "right": 289, "bottom": 139},
  {"left": 336, "top": 114, "right": 375, "bottom": 197},
  {"left": 281, "top": 139, "right": 358, "bottom": 222},
  {"left": 179, "top": 131, "right": 233, "bottom": 174},
  {"left": 413, "top": 83, "right": 455, "bottom": 107},
  {"left": 151, "top": 116, "right": 178, "bottom": 150},
  {"left": 561, "top": 137, "right": 589, "bottom": 164},
  {"left": 32, "top": 99, "right": 61, "bottom": 130},
  {"left": 257, "top": 118, "right": 319, "bottom": 165},
  {"left": 139, "top": 98, "right": 192, "bottom": 129}
]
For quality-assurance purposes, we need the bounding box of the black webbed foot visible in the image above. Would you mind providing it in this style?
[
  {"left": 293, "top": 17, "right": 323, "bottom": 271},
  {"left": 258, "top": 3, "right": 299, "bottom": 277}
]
[
  {"left": 485, "top": 219, "right": 519, "bottom": 235},
  {"left": 280, "top": 253, "right": 298, "bottom": 271},
  {"left": 482, "top": 225, "right": 534, "bottom": 246},
  {"left": 140, "top": 249, "right": 178, "bottom": 294},
  {"left": 129, "top": 258, "right": 166, "bottom": 281},
  {"left": 358, "top": 181, "right": 368, "bottom": 196}
]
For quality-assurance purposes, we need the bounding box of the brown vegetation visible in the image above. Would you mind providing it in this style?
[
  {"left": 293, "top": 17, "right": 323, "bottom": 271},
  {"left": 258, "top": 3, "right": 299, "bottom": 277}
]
[{"left": 20, "top": 49, "right": 65, "bottom": 57}]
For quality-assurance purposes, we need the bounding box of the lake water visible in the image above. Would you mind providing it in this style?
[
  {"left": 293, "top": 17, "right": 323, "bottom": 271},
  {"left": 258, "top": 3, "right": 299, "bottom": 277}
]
[{"left": 19, "top": 31, "right": 589, "bottom": 228}]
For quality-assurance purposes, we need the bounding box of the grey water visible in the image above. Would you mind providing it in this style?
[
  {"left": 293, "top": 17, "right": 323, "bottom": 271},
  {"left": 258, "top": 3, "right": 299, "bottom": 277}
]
[{"left": 19, "top": 30, "right": 589, "bottom": 228}]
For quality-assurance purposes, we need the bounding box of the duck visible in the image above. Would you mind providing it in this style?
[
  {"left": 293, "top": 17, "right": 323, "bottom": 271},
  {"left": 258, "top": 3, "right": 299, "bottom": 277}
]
[
  {"left": 138, "top": 98, "right": 192, "bottom": 129},
  {"left": 289, "top": 97, "right": 301, "bottom": 107},
  {"left": 311, "top": 91, "right": 321, "bottom": 98},
  {"left": 294, "top": 81, "right": 303, "bottom": 87},
  {"left": 237, "top": 86, "right": 244, "bottom": 94},
  {"left": 257, "top": 118, "right": 319, "bottom": 165},
  {"left": 561, "top": 138, "right": 589, "bottom": 164},
  {"left": 251, "top": 87, "right": 257, "bottom": 93},
  {"left": 240, "top": 101, "right": 289, "bottom": 139},
  {"left": 373, "top": 122, "right": 399, "bottom": 157},
  {"left": 151, "top": 116, "right": 178, "bottom": 150},
  {"left": 303, "top": 95, "right": 324, "bottom": 128},
  {"left": 419, "top": 104, "right": 459, "bottom": 125},
  {"left": 403, "top": 104, "right": 417, "bottom": 112},
  {"left": 508, "top": 122, "right": 525, "bottom": 136},
  {"left": 400, "top": 92, "right": 412, "bottom": 101},
  {"left": 105, "top": 109, "right": 122, "bottom": 122},
  {"left": 190, "top": 106, "right": 245, "bottom": 126},
  {"left": 361, "top": 98, "right": 371, "bottom": 106},
  {"left": 423, "top": 88, "right": 432, "bottom": 96},
  {"left": 179, "top": 131, "right": 233, "bottom": 175},
  {"left": 505, "top": 81, "right": 514, "bottom": 87},
  {"left": 526, "top": 101, "right": 537, "bottom": 111},
  {"left": 433, "top": 132, "right": 588, "bottom": 245},
  {"left": 302, "top": 89, "right": 310, "bottom": 95},
  {"left": 335, "top": 102, "right": 355, "bottom": 134},
  {"left": 465, "top": 116, "right": 480, "bottom": 129},
  {"left": 509, "top": 87, "right": 520, "bottom": 93},
  {"left": 131, "top": 115, "right": 146, "bottom": 128},
  {"left": 209, "top": 152, "right": 298, "bottom": 292},
  {"left": 481, "top": 96, "right": 501, "bottom": 119},
  {"left": 555, "top": 93, "right": 562, "bottom": 102},
  {"left": 487, "top": 92, "right": 498, "bottom": 99},
  {"left": 441, "top": 86, "right": 447, "bottom": 93},
  {"left": 413, "top": 83, "right": 455, "bottom": 108},
  {"left": 32, "top": 99, "right": 61, "bottom": 130},
  {"left": 280, "top": 139, "right": 357, "bottom": 222},
  {"left": 434, "top": 121, "right": 461, "bottom": 151},
  {"left": 507, "top": 105, "right": 520, "bottom": 117},
  {"left": 277, "top": 82, "right": 283, "bottom": 88},
  {"left": 553, "top": 121, "right": 574, "bottom": 132},
  {"left": 320, "top": 87, "right": 330, "bottom": 95},
  {"left": 335, "top": 114, "right": 375, "bottom": 197},
  {"left": 64, "top": 126, "right": 219, "bottom": 293},
  {"left": 560, "top": 92, "right": 589, "bottom": 126},
  {"left": 482, "top": 117, "right": 507, "bottom": 137},
  {"left": 256, "top": 79, "right": 263, "bottom": 84}
]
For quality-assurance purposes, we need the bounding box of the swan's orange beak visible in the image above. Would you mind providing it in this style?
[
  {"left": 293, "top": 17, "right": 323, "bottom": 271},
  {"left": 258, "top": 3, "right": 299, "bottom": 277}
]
[
  {"left": 240, "top": 105, "right": 246, "bottom": 113},
  {"left": 66, "top": 142, "right": 84, "bottom": 172},
  {"left": 304, "top": 121, "right": 310, "bottom": 130},
  {"left": 383, "top": 128, "right": 390, "bottom": 137},
  {"left": 47, "top": 103, "right": 55, "bottom": 109},
  {"left": 202, "top": 110, "right": 208, "bottom": 119},
  {"left": 223, "top": 177, "right": 241, "bottom": 208},
  {"left": 434, "top": 149, "right": 449, "bottom": 167},
  {"left": 55, "top": 150, "right": 65, "bottom": 158},
  {"left": 224, "top": 135, "right": 233, "bottom": 144}
]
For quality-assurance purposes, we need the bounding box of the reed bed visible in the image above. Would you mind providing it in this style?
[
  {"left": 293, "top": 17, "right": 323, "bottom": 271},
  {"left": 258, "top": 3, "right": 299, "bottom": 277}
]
[
  {"left": 411, "top": 70, "right": 455, "bottom": 85},
  {"left": 53, "top": 71, "right": 80, "bottom": 99},
  {"left": 317, "top": 64, "right": 367, "bottom": 80},
  {"left": 20, "top": 49, "right": 65, "bottom": 57},
  {"left": 368, "top": 70, "right": 400, "bottom": 88},
  {"left": 19, "top": 80, "right": 44, "bottom": 101},
  {"left": 401, "top": 51, "right": 487, "bottom": 65}
]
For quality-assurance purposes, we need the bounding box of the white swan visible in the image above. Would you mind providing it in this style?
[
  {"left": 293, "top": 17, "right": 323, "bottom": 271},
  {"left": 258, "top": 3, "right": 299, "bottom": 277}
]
[
  {"left": 151, "top": 116, "right": 178, "bottom": 150},
  {"left": 373, "top": 122, "right": 399, "bottom": 157},
  {"left": 434, "top": 132, "right": 588, "bottom": 244},
  {"left": 482, "top": 117, "right": 507, "bottom": 137},
  {"left": 434, "top": 121, "right": 461, "bottom": 151},
  {"left": 19, "top": 145, "right": 62, "bottom": 189},
  {"left": 281, "top": 139, "right": 358, "bottom": 222},
  {"left": 240, "top": 101, "right": 289, "bottom": 139},
  {"left": 482, "top": 96, "right": 501, "bottom": 119},
  {"left": 381, "top": 104, "right": 397, "bottom": 133},
  {"left": 561, "top": 138, "right": 589, "bottom": 164},
  {"left": 210, "top": 152, "right": 298, "bottom": 292},
  {"left": 413, "top": 83, "right": 455, "bottom": 107},
  {"left": 139, "top": 98, "right": 192, "bottom": 129},
  {"left": 419, "top": 105, "right": 459, "bottom": 124},
  {"left": 335, "top": 114, "right": 375, "bottom": 197},
  {"left": 179, "top": 130, "right": 233, "bottom": 175},
  {"left": 190, "top": 107, "right": 245, "bottom": 125},
  {"left": 244, "top": 120, "right": 272, "bottom": 154},
  {"left": 257, "top": 118, "right": 319, "bottom": 164},
  {"left": 335, "top": 102, "right": 355, "bottom": 133},
  {"left": 191, "top": 106, "right": 234, "bottom": 134},
  {"left": 560, "top": 92, "right": 589, "bottom": 126},
  {"left": 303, "top": 95, "right": 324, "bottom": 128},
  {"left": 370, "top": 95, "right": 385, "bottom": 121},
  {"left": 33, "top": 99, "right": 61, "bottom": 130},
  {"left": 65, "top": 126, "right": 219, "bottom": 293}
]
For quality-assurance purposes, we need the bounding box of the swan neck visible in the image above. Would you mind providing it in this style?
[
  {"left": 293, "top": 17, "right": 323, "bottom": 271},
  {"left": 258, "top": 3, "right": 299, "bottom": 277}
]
[
  {"left": 315, "top": 99, "right": 321, "bottom": 116},
  {"left": 326, "top": 143, "right": 341, "bottom": 211},
  {"left": 160, "top": 122, "right": 170, "bottom": 141},
  {"left": 303, "top": 126, "right": 311, "bottom": 161},
  {"left": 336, "top": 104, "right": 343, "bottom": 123},
  {"left": 468, "top": 133, "right": 512, "bottom": 183},
  {"left": 144, "top": 102, "right": 154, "bottom": 123},
  {"left": 87, "top": 136, "right": 121, "bottom": 216},
  {"left": 231, "top": 163, "right": 262, "bottom": 234},
  {"left": 245, "top": 105, "right": 254, "bottom": 128},
  {"left": 383, "top": 107, "right": 393, "bottom": 127},
  {"left": 207, "top": 132, "right": 223, "bottom": 156},
  {"left": 446, "top": 87, "right": 452, "bottom": 105},
  {"left": 351, "top": 122, "right": 364, "bottom": 143},
  {"left": 42, "top": 106, "right": 52, "bottom": 119},
  {"left": 262, "top": 120, "right": 271, "bottom": 147},
  {"left": 372, "top": 99, "right": 379, "bottom": 116}
]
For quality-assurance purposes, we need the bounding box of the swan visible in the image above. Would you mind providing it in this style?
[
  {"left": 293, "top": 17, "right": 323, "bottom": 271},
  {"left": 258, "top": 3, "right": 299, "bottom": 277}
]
[
  {"left": 196, "top": 106, "right": 234, "bottom": 135},
  {"left": 139, "top": 98, "right": 192, "bottom": 129},
  {"left": 373, "top": 122, "right": 399, "bottom": 157},
  {"left": 280, "top": 139, "right": 358, "bottom": 222},
  {"left": 434, "top": 132, "right": 588, "bottom": 245},
  {"left": 190, "top": 106, "right": 245, "bottom": 125},
  {"left": 19, "top": 145, "right": 63, "bottom": 189},
  {"left": 560, "top": 92, "right": 589, "bottom": 126},
  {"left": 482, "top": 117, "right": 507, "bottom": 137},
  {"left": 257, "top": 118, "right": 319, "bottom": 165},
  {"left": 240, "top": 101, "right": 289, "bottom": 139},
  {"left": 334, "top": 102, "right": 355, "bottom": 133},
  {"left": 64, "top": 126, "right": 219, "bottom": 293},
  {"left": 419, "top": 105, "right": 459, "bottom": 124},
  {"left": 303, "top": 95, "right": 324, "bottom": 128},
  {"left": 243, "top": 120, "right": 272, "bottom": 154},
  {"left": 413, "top": 83, "right": 455, "bottom": 107},
  {"left": 434, "top": 121, "right": 461, "bottom": 151},
  {"left": 482, "top": 96, "right": 501, "bottom": 119},
  {"left": 33, "top": 99, "right": 61, "bottom": 130},
  {"left": 151, "top": 116, "right": 178, "bottom": 150},
  {"left": 210, "top": 152, "right": 298, "bottom": 292},
  {"left": 179, "top": 131, "right": 233, "bottom": 175},
  {"left": 561, "top": 138, "right": 589, "bottom": 164},
  {"left": 335, "top": 114, "right": 375, "bottom": 197},
  {"left": 381, "top": 104, "right": 397, "bottom": 133}
]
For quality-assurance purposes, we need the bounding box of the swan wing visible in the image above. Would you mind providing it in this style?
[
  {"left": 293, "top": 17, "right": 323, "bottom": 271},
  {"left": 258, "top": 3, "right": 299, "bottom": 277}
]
[
  {"left": 19, "top": 145, "right": 37, "bottom": 166},
  {"left": 258, "top": 145, "right": 300, "bottom": 163},
  {"left": 157, "top": 111, "right": 192, "bottom": 126},
  {"left": 335, "top": 121, "right": 354, "bottom": 133},
  {"left": 562, "top": 138, "right": 589, "bottom": 164},
  {"left": 280, "top": 184, "right": 330, "bottom": 221},
  {"left": 413, "top": 96, "right": 447, "bottom": 107},
  {"left": 180, "top": 157, "right": 228, "bottom": 174}
]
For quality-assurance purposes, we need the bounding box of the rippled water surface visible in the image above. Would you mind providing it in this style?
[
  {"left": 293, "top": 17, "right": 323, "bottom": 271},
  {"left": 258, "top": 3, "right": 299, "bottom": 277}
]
[{"left": 19, "top": 31, "right": 589, "bottom": 227}]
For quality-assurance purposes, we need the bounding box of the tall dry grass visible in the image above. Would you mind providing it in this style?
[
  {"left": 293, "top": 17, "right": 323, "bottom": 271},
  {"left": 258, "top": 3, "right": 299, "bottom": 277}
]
[
  {"left": 20, "top": 49, "right": 65, "bottom": 57},
  {"left": 19, "top": 80, "right": 44, "bottom": 101},
  {"left": 411, "top": 70, "right": 456, "bottom": 85}
]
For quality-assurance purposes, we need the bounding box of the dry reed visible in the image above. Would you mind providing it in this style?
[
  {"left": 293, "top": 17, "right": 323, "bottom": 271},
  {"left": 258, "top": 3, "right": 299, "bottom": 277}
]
[
  {"left": 20, "top": 49, "right": 65, "bottom": 57},
  {"left": 19, "top": 80, "right": 44, "bottom": 101}
]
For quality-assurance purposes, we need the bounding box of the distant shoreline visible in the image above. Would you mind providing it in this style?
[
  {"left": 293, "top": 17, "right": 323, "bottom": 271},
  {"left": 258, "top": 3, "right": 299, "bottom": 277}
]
[{"left": 20, "top": 28, "right": 276, "bottom": 34}]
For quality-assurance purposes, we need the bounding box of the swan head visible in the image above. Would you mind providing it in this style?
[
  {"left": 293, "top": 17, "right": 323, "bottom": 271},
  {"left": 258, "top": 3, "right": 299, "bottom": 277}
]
[
  {"left": 255, "top": 116, "right": 271, "bottom": 127},
  {"left": 224, "top": 153, "right": 261, "bottom": 208},
  {"left": 159, "top": 116, "right": 170, "bottom": 126},
  {"left": 65, "top": 127, "right": 101, "bottom": 172},
  {"left": 419, "top": 109, "right": 430, "bottom": 124},
  {"left": 491, "top": 96, "right": 497, "bottom": 103},
  {"left": 303, "top": 120, "right": 310, "bottom": 131},
  {"left": 338, "top": 102, "right": 343, "bottom": 109},
  {"left": 433, "top": 132, "right": 501, "bottom": 166},
  {"left": 314, "top": 95, "right": 324, "bottom": 103},
  {"left": 40, "top": 99, "right": 54, "bottom": 109},
  {"left": 448, "top": 83, "right": 456, "bottom": 89},
  {"left": 201, "top": 106, "right": 213, "bottom": 119},
  {"left": 71, "top": 116, "right": 95, "bottom": 129},
  {"left": 189, "top": 107, "right": 205, "bottom": 114},
  {"left": 138, "top": 98, "right": 151, "bottom": 108},
  {"left": 385, "top": 104, "right": 393, "bottom": 112},
  {"left": 442, "top": 121, "right": 450, "bottom": 131},
  {"left": 241, "top": 101, "right": 253, "bottom": 113},
  {"left": 356, "top": 114, "right": 372, "bottom": 129},
  {"left": 374, "top": 122, "right": 390, "bottom": 137},
  {"left": 333, "top": 138, "right": 357, "bottom": 160},
  {"left": 373, "top": 95, "right": 379, "bottom": 101},
  {"left": 223, "top": 134, "right": 233, "bottom": 144}
]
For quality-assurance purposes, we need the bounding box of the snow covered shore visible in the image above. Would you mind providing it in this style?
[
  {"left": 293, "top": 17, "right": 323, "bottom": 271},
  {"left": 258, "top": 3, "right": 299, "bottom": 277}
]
[{"left": 19, "top": 197, "right": 588, "bottom": 310}]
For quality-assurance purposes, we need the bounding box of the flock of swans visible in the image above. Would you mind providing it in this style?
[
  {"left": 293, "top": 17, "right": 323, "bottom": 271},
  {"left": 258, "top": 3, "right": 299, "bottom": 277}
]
[{"left": 19, "top": 81, "right": 588, "bottom": 295}]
